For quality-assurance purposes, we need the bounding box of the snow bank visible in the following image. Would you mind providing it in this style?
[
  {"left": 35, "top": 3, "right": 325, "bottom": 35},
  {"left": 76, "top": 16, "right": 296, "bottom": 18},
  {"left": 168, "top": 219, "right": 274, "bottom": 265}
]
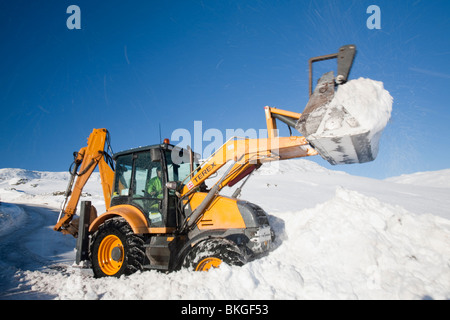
[
  {"left": 1, "top": 161, "right": 449, "bottom": 300},
  {"left": 282, "top": 187, "right": 450, "bottom": 299},
  {"left": 18, "top": 187, "right": 450, "bottom": 300}
]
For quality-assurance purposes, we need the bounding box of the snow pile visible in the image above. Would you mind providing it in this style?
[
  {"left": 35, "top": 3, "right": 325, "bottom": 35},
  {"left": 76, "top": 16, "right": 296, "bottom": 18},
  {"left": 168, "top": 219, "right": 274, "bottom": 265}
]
[
  {"left": 16, "top": 187, "right": 450, "bottom": 300},
  {"left": 326, "top": 78, "right": 393, "bottom": 137},
  {"left": 283, "top": 187, "right": 450, "bottom": 299},
  {"left": 301, "top": 77, "right": 393, "bottom": 165},
  {"left": 1, "top": 160, "right": 450, "bottom": 300}
]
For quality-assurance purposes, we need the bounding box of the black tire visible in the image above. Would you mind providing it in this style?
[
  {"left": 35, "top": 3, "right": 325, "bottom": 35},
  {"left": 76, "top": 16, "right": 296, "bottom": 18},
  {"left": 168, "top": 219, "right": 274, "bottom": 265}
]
[
  {"left": 182, "top": 238, "right": 247, "bottom": 271},
  {"left": 90, "top": 217, "right": 145, "bottom": 278}
]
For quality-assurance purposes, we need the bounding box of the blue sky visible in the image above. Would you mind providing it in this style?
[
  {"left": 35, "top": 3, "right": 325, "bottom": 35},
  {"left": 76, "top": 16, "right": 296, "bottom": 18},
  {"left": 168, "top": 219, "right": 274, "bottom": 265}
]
[{"left": 0, "top": 0, "right": 449, "bottom": 179}]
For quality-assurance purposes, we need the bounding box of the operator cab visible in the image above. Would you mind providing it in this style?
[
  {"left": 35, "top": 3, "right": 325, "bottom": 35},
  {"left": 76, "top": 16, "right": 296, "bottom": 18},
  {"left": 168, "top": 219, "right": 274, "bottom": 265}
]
[{"left": 111, "top": 143, "right": 200, "bottom": 229}]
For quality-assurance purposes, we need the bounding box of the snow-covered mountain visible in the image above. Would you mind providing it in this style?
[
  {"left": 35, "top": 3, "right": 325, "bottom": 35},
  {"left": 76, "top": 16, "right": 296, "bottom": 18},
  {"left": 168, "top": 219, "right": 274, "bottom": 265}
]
[{"left": 0, "top": 159, "right": 449, "bottom": 300}]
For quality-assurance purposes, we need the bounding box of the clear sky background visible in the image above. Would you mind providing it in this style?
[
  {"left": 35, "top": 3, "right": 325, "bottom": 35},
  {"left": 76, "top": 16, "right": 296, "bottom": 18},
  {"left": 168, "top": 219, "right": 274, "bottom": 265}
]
[{"left": 0, "top": 0, "right": 449, "bottom": 179}]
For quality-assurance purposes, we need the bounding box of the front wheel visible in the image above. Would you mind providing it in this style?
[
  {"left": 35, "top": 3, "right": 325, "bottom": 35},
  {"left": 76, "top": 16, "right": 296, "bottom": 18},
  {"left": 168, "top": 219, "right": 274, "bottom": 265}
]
[
  {"left": 182, "top": 238, "right": 247, "bottom": 271},
  {"left": 90, "top": 217, "right": 145, "bottom": 278}
]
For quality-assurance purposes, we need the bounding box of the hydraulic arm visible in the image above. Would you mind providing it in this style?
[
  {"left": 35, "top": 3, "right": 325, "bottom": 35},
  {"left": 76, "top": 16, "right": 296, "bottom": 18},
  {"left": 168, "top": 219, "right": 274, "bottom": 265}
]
[{"left": 53, "top": 128, "right": 115, "bottom": 236}]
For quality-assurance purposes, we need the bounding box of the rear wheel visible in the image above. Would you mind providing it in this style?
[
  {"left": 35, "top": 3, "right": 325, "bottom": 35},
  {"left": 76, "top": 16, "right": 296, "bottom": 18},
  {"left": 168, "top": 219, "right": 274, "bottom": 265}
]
[
  {"left": 90, "top": 217, "right": 145, "bottom": 278},
  {"left": 182, "top": 238, "right": 246, "bottom": 271}
]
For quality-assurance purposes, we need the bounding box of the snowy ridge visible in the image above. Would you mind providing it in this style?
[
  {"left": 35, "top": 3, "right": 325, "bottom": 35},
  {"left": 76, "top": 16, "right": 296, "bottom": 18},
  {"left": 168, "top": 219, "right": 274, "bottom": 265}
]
[
  {"left": 386, "top": 169, "right": 450, "bottom": 189},
  {"left": 0, "top": 168, "right": 68, "bottom": 181},
  {"left": 0, "top": 168, "right": 105, "bottom": 213},
  {"left": 255, "top": 158, "right": 345, "bottom": 175},
  {"left": 1, "top": 159, "right": 449, "bottom": 299}
]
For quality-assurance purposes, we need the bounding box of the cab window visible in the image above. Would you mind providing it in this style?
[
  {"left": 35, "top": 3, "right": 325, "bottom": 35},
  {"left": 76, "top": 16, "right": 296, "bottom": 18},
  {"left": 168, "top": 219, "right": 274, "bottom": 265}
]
[{"left": 112, "top": 154, "right": 132, "bottom": 197}]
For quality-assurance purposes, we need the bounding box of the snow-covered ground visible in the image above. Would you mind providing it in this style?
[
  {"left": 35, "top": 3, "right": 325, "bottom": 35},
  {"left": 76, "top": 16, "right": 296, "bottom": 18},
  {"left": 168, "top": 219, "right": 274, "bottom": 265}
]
[{"left": 0, "top": 159, "right": 449, "bottom": 300}]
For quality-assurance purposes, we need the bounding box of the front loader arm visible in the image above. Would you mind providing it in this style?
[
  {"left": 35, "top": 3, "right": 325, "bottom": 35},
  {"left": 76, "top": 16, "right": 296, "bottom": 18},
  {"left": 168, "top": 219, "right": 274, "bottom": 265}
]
[
  {"left": 180, "top": 134, "right": 316, "bottom": 198},
  {"left": 53, "top": 128, "right": 114, "bottom": 237},
  {"left": 179, "top": 128, "right": 317, "bottom": 231}
]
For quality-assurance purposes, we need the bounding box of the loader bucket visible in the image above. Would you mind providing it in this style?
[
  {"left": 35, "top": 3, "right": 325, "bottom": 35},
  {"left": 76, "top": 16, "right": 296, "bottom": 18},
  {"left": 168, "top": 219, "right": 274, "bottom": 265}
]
[{"left": 296, "top": 72, "right": 392, "bottom": 165}]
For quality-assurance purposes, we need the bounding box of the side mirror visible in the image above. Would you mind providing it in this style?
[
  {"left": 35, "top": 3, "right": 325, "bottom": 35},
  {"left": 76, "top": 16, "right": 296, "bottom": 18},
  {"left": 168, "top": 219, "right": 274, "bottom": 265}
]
[
  {"left": 166, "top": 181, "right": 178, "bottom": 190},
  {"left": 166, "top": 181, "right": 183, "bottom": 195}
]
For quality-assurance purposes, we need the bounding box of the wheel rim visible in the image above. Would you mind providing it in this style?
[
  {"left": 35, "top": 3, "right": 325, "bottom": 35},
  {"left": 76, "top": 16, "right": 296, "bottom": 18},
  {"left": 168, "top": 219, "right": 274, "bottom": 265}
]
[
  {"left": 195, "top": 257, "right": 222, "bottom": 271},
  {"left": 98, "top": 234, "right": 124, "bottom": 275}
]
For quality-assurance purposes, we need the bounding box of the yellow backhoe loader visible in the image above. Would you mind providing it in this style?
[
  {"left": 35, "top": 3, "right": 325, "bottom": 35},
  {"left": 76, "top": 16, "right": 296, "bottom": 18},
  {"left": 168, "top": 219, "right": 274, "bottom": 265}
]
[{"left": 54, "top": 45, "right": 390, "bottom": 277}]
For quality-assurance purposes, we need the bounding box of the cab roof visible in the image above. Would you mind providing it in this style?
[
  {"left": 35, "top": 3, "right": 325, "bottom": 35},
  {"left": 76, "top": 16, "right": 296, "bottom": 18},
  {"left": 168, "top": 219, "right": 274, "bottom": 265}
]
[
  {"left": 112, "top": 143, "right": 175, "bottom": 160},
  {"left": 112, "top": 143, "right": 199, "bottom": 161}
]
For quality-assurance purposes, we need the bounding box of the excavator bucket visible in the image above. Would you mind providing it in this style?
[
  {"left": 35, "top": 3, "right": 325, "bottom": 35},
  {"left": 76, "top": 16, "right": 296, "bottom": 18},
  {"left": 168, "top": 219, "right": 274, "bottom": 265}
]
[{"left": 295, "top": 45, "right": 392, "bottom": 165}]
